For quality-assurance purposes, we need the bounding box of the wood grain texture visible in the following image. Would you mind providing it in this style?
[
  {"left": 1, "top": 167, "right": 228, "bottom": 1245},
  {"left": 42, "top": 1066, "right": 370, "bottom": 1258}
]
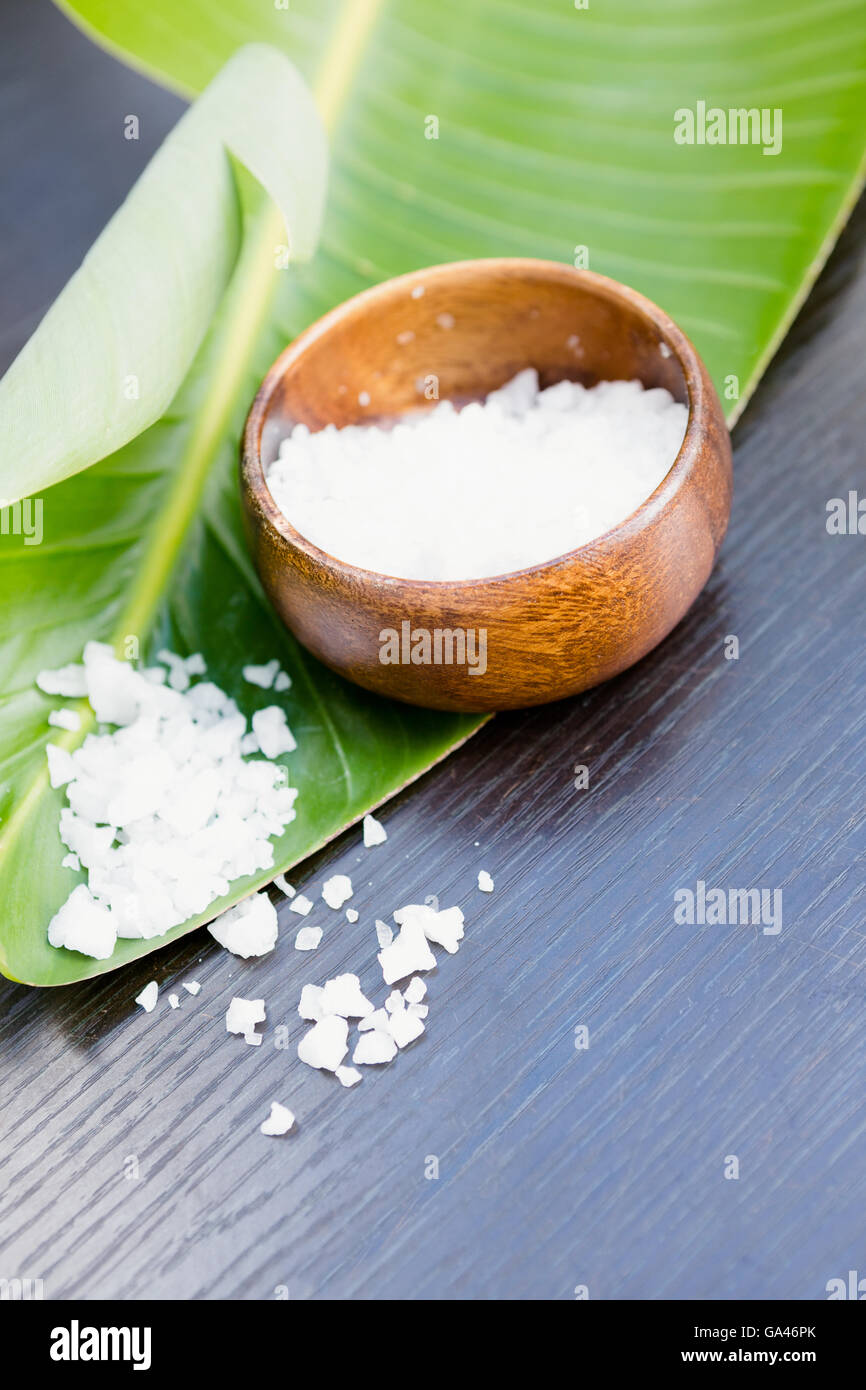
[
  {"left": 242, "top": 260, "right": 732, "bottom": 712},
  {"left": 1, "top": 0, "right": 865, "bottom": 1301}
]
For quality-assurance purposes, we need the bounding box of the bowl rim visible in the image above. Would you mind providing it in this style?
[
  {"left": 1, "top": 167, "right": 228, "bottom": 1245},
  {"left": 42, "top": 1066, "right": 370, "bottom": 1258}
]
[{"left": 242, "top": 256, "right": 711, "bottom": 593}]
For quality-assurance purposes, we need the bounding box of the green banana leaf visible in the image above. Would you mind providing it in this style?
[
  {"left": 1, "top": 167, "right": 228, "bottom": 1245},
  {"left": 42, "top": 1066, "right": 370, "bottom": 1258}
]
[
  {"left": 2, "top": 0, "right": 865, "bottom": 986},
  {"left": 0, "top": 43, "right": 327, "bottom": 503}
]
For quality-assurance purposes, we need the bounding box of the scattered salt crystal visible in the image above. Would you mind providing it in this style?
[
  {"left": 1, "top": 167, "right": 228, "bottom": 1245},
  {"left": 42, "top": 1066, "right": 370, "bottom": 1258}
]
[
  {"left": 436, "top": 312, "right": 455, "bottom": 330},
  {"left": 182, "top": 980, "right": 201, "bottom": 996},
  {"left": 321, "top": 973, "right": 374, "bottom": 1018},
  {"left": 290, "top": 894, "right": 314, "bottom": 918},
  {"left": 274, "top": 874, "right": 295, "bottom": 897},
  {"left": 209, "top": 892, "right": 278, "bottom": 957},
  {"left": 358, "top": 1007, "right": 391, "bottom": 1032},
  {"left": 243, "top": 659, "right": 280, "bottom": 689},
  {"left": 261, "top": 1101, "right": 295, "bottom": 1135},
  {"left": 404, "top": 976, "right": 427, "bottom": 1004},
  {"left": 410, "top": 285, "right": 425, "bottom": 299},
  {"left": 61, "top": 852, "right": 80, "bottom": 872},
  {"left": 387, "top": 1007, "right": 425, "bottom": 1049},
  {"left": 322, "top": 874, "right": 352, "bottom": 909},
  {"left": 298, "top": 983, "right": 326, "bottom": 1021},
  {"left": 385, "top": 989, "right": 405, "bottom": 1014},
  {"left": 36, "top": 661, "right": 87, "bottom": 700},
  {"left": 408, "top": 1002, "right": 428, "bottom": 1019},
  {"left": 477, "top": 870, "right": 494, "bottom": 893},
  {"left": 48, "top": 884, "right": 116, "bottom": 959},
  {"left": 358, "top": 390, "right": 371, "bottom": 407},
  {"left": 345, "top": 907, "right": 359, "bottom": 923},
  {"left": 48, "top": 708, "right": 81, "bottom": 732},
  {"left": 252, "top": 706, "right": 296, "bottom": 759},
  {"left": 375, "top": 919, "right": 393, "bottom": 949},
  {"left": 378, "top": 915, "right": 437, "bottom": 984},
  {"left": 363, "top": 813, "right": 387, "bottom": 847},
  {"left": 353, "top": 1029, "right": 397, "bottom": 1065},
  {"left": 335, "top": 1066, "right": 362, "bottom": 1088},
  {"left": 36, "top": 663, "right": 88, "bottom": 697},
  {"left": 226, "top": 996, "right": 266, "bottom": 1044},
  {"left": 135, "top": 980, "right": 158, "bottom": 1013},
  {"left": 294, "top": 925, "right": 322, "bottom": 951},
  {"left": 46, "top": 743, "right": 76, "bottom": 789},
  {"left": 168, "top": 993, "right": 180, "bottom": 1009},
  {"left": 266, "top": 372, "right": 688, "bottom": 581},
  {"left": 395, "top": 902, "right": 464, "bottom": 954},
  {"left": 298, "top": 1014, "right": 349, "bottom": 1071}
]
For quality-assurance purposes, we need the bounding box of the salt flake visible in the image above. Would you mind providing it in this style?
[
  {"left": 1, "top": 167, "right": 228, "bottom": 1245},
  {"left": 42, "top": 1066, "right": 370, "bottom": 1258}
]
[
  {"left": 209, "top": 892, "right": 278, "bottom": 958},
  {"left": 321, "top": 973, "right": 374, "bottom": 1019},
  {"left": 298, "top": 1015, "right": 349, "bottom": 1072},
  {"left": 252, "top": 706, "right": 296, "bottom": 758},
  {"left": 294, "top": 925, "right": 322, "bottom": 951},
  {"left": 226, "top": 996, "right": 266, "bottom": 1044},
  {"left": 322, "top": 874, "right": 352, "bottom": 910},
  {"left": 363, "top": 813, "right": 387, "bottom": 847},
  {"left": 135, "top": 980, "right": 158, "bottom": 1013},
  {"left": 378, "top": 916, "right": 436, "bottom": 985},
  {"left": 261, "top": 1101, "right": 295, "bottom": 1135},
  {"left": 353, "top": 1029, "right": 398, "bottom": 1065}
]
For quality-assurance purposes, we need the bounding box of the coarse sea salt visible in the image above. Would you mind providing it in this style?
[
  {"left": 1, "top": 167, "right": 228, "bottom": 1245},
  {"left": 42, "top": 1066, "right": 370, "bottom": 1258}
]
[
  {"left": 362, "top": 813, "right": 387, "bottom": 848},
  {"left": 265, "top": 370, "right": 688, "bottom": 581},
  {"left": 49, "top": 708, "right": 81, "bottom": 732},
  {"left": 298, "top": 1014, "right": 349, "bottom": 1071},
  {"left": 353, "top": 1029, "right": 397, "bottom": 1065},
  {"left": 209, "top": 891, "right": 279, "bottom": 958},
  {"left": 377, "top": 913, "right": 437, "bottom": 984},
  {"left": 226, "top": 995, "right": 266, "bottom": 1045},
  {"left": 38, "top": 644, "right": 298, "bottom": 961},
  {"left": 322, "top": 874, "right": 352, "bottom": 910},
  {"left": 135, "top": 980, "right": 158, "bottom": 1013},
  {"left": 260, "top": 1101, "right": 295, "bottom": 1136},
  {"left": 294, "top": 925, "right": 322, "bottom": 951}
]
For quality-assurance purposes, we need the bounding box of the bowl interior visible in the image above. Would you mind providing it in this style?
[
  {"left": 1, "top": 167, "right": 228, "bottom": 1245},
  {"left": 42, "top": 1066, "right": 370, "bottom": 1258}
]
[{"left": 258, "top": 262, "right": 689, "bottom": 474}]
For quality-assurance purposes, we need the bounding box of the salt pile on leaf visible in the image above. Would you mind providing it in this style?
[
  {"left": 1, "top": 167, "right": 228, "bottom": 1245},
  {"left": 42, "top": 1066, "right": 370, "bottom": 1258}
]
[
  {"left": 266, "top": 369, "right": 689, "bottom": 580},
  {"left": 38, "top": 643, "right": 298, "bottom": 960}
]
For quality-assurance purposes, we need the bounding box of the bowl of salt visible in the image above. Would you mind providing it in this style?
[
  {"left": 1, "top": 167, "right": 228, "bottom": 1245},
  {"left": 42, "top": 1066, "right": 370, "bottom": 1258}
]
[{"left": 241, "top": 258, "right": 732, "bottom": 711}]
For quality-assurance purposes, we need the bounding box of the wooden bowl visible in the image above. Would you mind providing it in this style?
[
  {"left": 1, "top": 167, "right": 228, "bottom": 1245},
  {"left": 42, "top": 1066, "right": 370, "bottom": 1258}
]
[{"left": 241, "top": 258, "right": 732, "bottom": 712}]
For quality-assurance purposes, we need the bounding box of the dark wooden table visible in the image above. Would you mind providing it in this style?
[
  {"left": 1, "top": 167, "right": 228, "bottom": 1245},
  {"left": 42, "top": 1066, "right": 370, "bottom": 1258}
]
[{"left": 2, "top": 1, "right": 865, "bottom": 1301}]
